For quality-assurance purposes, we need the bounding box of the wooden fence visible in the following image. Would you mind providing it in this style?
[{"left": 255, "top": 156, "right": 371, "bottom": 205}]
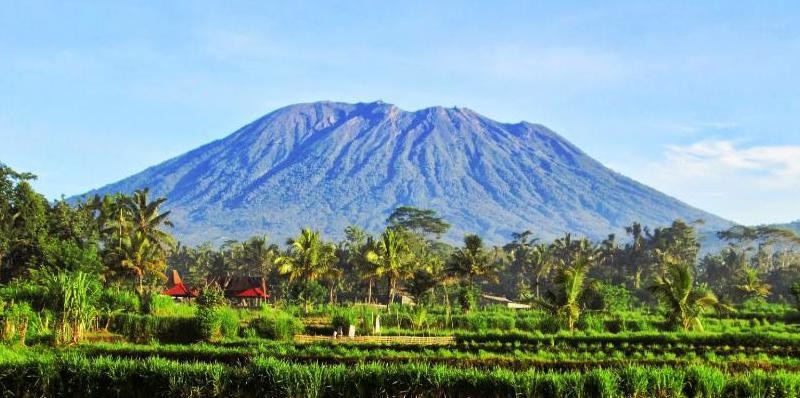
[{"left": 294, "top": 335, "right": 455, "bottom": 346}]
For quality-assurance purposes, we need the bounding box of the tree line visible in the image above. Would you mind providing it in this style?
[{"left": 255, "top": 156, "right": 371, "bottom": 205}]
[{"left": 3, "top": 163, "right": 800, "bottom": 331}]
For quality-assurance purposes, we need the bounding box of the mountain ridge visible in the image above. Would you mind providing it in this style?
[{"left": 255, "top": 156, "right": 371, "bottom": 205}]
[{"left": 77, "top": 100, "right": 732, "bottom": 245}]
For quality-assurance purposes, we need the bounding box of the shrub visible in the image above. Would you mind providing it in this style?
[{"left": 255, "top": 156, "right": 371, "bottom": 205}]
[
  {"left": 197, "top": 284, "right": 227, "bottom": 309},
  {"left": 197, "top": 285, "right": 228, "bottom": 342},
  {"left": 537, "top": 315, "right": 562, "bottom": 334},
  {"left": 457, "top": 285, "right": 480, "bottom": 312},
  {"left": 0, "top": 302, "right": 35, "bottom": 345},
  {"left": 250, "top": 308, "right": 304, "bottom": 340},
  {"left": 331, "top": 308, "right": 357, "bottom": 332},
  {"left": 197, "top": 308, "right": 223, "bottom": 342},
  {"left": 109, "top": 314, "right": 202, "bottom": 343},
  {"left": 790, "top": 280, "right": 800, "bottom": 310},
  {"left": 587, "top": 282, "right": 634, "bottom": 313}
]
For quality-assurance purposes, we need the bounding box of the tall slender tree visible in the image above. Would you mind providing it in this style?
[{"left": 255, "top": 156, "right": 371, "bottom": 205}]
[
  {"left": 366, "top": 228, "right": 412, "bottom": 304},
  {"left": 123, "top": 189, "right": 175, "bottom": 255}
]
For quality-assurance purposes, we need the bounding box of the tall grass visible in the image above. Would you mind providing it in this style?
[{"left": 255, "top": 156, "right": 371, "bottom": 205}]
[
  {"left": 41, "top": 271, "right": 99, "bottom": 345},
  {"left": 2, "top": 347, "right": 800, "bottom": 398}
]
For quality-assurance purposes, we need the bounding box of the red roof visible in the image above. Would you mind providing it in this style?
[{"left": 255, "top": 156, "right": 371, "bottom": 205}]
[
  {"left": 232, "top": 287, "right": 269, "bottom": 299},
  {"left": 163, "top": 270, "right": 198, "bottom": 297},
  {"left": 163, "top": 282, "right": 197, "bottom": 297},
  {"left": 211, "top": 276, "right": 270, "bottom": 299}
]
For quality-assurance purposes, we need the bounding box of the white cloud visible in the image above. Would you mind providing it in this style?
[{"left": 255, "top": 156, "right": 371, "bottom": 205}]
[
  {"left": 623, "top": 139, "right": 800, "bottom": 225},
  {"left": 663, "top": 140, "right": 800, "bottom": 187}
]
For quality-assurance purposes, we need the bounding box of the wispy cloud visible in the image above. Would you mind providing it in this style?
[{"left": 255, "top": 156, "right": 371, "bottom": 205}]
[
  {"left": 623, "top": 139, "right": 800, "bottom": 224},
  {"left": 663, "top": 140, "right": 800, "bottom": 187}
]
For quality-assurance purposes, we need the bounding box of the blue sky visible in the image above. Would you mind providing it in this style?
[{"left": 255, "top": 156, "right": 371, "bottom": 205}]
[{"left": 1, "top": 1, "right": 799, "bottom": 225}]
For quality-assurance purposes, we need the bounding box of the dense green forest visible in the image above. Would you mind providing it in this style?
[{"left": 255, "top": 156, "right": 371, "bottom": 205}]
[{"left": 4, "top": 163, "right": 800, "bottom": 397}]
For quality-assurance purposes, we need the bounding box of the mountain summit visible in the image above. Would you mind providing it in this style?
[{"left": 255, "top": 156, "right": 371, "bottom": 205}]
[{"left": 80, "top": 101, "right": 730, "bottom": 244}]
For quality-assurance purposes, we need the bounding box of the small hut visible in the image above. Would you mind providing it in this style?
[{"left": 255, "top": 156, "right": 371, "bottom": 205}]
[
  {"left": 479, "top": 294, "right": 531, "bottom": 309},
  {"left": 163, "top": 270, "right": 198, "bottom": 299},
  {"left": 217, "top": 276, "right": 269, "bottom": 307}
]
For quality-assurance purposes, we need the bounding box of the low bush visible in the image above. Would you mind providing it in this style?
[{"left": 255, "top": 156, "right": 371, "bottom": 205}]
[
  {"left": 109, "top": 314, "right": 202, "bottom": 344},
  {"left": 250, "top": 308, "right": 304, "bottom": 341}
]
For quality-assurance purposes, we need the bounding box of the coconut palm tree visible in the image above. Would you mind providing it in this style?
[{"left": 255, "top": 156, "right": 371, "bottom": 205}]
[
  {"left": 625, "top": 223, "right": 649, "bottom": 289},
  {"left": 365, "top": 228, "right": 412, "bottom": 304},
  {"left": 276, "top": 229, "right": 339, "bottom": 306},
  {"left": 358, "top": 236, "right": 382, "bottom": 304},
  {"left": 243, "top": 236, "right": 278, "bottom": 277},
  {"left": 276, "top": 229, "right": 338, "bottom": 281},
  {"left": 123, "top": 189, "right": 175, "bottom": 255},
  {"left": 734, "top": 267, "right": 771, "bottom": 301},
  {"left": 113, "top": 231, "right": 168, "bottom": 293},
  {"left": 648, "top": 256, "right": 728, "bottom": 331},
  {"left": 446, "top": 234, "right": 498, "bottom": 288},
  {"left": 528, "top": 244, "right": 555, "bottom": 298},
  {"left": 536, "top": 251, "right": 592, "bottom": 332}
]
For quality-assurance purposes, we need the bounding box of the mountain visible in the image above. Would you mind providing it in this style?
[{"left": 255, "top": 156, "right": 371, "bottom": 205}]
[
  {"left": 774, "top": 221, "right": 800, "bottom": 235},
  {"left": 78, "top": 101, "right": 732, "bottom": 245}
]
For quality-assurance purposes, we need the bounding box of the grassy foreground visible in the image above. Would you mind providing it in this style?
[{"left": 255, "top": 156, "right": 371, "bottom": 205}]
[{"left": 3, "top": 348, "right": 800, "bottom": 398}]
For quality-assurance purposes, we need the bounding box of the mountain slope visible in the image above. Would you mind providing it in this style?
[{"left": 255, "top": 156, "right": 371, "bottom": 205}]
[{"left": 78, "top": 101, "right": 731, "bottom": 245}]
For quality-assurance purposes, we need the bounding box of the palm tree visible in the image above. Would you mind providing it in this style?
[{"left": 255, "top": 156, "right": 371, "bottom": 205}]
[
  {"left": 358, "top": 236, "right": 382, "bottom": 304},
  {"left": 734, "top": 267, "right": 771, "bottom": 301},
  {"left": 529, "top": 244, "right": 555, "bottom": 298},
  {"left": 536, "top": 251, "right": 592, "bottom": 332},
  {"left": 276, "top": 229, "right": 339, "bottom": 307},
  {"left": 648, "top": 256, "right": 728, "bottom": 331},
  {"left": 243, "top": 236, "right": 278, "bottom": 277},
  {"left": 123, "top": 189, "right": 175, "bottom": 255},
  {"left": 625, "top": 223, "right": 649, "bottom": 289},
  {"left": 114, "top": 231, "right": 168, "bottom": 293},
  {"left": 365, "top": 228, "right": 411, "bottom": 304},
  {"left": 446, "top": 234, "right": 498, "bottom": 288}
]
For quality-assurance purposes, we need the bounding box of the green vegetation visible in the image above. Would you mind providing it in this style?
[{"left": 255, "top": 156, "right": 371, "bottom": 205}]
[{"left": 3, "top": 163, "right": 800, "bottom": 396}]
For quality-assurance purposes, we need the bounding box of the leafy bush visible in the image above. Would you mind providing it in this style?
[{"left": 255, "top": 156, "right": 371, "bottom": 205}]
[
  {"left": 790, "top": 280, "right": 800, "bottom": 310},
  {"left": 250, "top": 307, "right": 304, "bottom": 340},
  {"left": 41, "top": 239, "right": 103, "bottom": 274},
  {"left": 586, "top": 282, "right": 634, "bottom": 313},
  {"left": 537, "top": 315, "right": 562, "bottom": 334},
  {"left": 197, "top": 285, "right": 228, "bottom": 342},
  {"left": 457, "top": 285, "right": 480, "bottom": 312},
  {"left": 331, "top": 308, "right": 357, "bottom": 332},
  {"left": 197, "top": 284, "right": 227, "bottom": 309},
  {"left": 0, "top": 301, "right": 35, "bottom": 345}
]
